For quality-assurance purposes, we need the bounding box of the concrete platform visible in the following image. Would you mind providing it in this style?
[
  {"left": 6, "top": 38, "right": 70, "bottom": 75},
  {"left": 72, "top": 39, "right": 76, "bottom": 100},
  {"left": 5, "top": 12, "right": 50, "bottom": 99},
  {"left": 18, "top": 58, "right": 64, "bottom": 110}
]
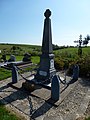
[
  {"left": 0, "top": 74, "right": 77, "bottom": 106},
  {"left": 0, "top": 73, "right": 79, "bottom": 119}
]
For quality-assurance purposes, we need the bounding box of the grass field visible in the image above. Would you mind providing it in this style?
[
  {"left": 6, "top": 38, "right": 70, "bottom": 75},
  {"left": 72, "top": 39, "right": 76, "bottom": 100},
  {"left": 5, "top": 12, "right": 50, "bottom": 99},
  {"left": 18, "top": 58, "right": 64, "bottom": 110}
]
[
  {"left": 0, "top": 45, "right": 90, "bottom": 80},
  {"left": 0, "top": 44, "right": 90, "bottom": 120},
  {"left": 0, "top": 68, "right": 11, "bottom": 81},
  {"left": 0, "top": 43, "right": 41, "bottom": 56},
  {"left": 0, "top": 43, "right": 41, "bottom": 51},
  {"left": 86, "top": 117, "right": 90, "bottom": 120},
  {"left": 0, "top": 43, "right": 90, "bottom": 58},
  {"left": 0, "top": 56, "right": 40, "bottom": 81},
  {"left": 0, "top": 55, "right": 40, "bottom": 63},
  {"left": 0, "top": 103, "right": 21, "bottom": 120},
  {"left": 54, "top": 46, "right": 90, "bottom": 56}
]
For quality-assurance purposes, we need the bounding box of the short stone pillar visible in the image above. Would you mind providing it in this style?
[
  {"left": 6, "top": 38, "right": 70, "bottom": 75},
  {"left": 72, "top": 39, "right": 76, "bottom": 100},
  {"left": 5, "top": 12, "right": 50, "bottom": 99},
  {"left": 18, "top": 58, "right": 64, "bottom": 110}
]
[
  {"left": 51, "top": 75, "right": 60, "bottom": 101},
  {"left": 22, "top": 53, "right": 31, "bottom": 62},
  {"left": 8, "top": 55, "right": 16, "bottom": 62},
  {"left": 12, "top": 64, "right": 18, "bottom": 83},
  {"left": 1, "top": 54, "right": 7, "bottom": 62},
  {"left": 72, "top": 64, "right": 79, "bottom": 80},
  {"left": 35, "top": 9, "right": 56, "bottom": 82}
]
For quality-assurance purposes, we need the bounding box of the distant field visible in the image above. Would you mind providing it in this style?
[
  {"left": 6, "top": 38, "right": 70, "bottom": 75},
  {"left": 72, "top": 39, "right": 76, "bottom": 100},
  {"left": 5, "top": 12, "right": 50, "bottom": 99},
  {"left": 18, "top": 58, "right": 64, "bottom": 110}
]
[
  {"left": 54, "top": 47, "right": 90, "bottom": 54},
  {"left": 0, "top": 43, "right": 41, "bottom": 56},
  {"left": 0, "top": 43, "right": 90, "bottom": 56},
  {"left": 0, "top": 43, "right": 41, "bottom": 50},
  {"left": 54, "top": 47, "right": 90, "bottom": 59},
  {"left": 0, "top": 43, "right": 90, "bottom": 79},
  {"left": 0, "top": 43, "right": 90, "bottom": 65}
]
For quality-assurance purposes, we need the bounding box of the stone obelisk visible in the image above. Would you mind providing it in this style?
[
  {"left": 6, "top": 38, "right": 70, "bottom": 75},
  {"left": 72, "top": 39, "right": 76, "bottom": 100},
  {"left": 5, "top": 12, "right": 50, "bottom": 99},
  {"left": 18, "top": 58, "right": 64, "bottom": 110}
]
[{"left": 35, "top": 9, "right": 56, "bottom": 82}]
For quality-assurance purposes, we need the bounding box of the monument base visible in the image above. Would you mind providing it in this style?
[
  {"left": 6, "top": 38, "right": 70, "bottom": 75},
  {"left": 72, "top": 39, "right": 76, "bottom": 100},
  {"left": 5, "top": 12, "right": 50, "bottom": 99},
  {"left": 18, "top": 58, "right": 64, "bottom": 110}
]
[{"left": 35, "top": 54, "right": 56, "bottom": 83}]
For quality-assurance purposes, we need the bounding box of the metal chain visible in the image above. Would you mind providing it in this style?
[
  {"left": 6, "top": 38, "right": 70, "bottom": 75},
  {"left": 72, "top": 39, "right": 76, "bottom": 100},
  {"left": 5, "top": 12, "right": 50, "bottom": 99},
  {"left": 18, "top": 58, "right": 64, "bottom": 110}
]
[{"left": 27, "top": 96, "right": 35, "bottom": 120}]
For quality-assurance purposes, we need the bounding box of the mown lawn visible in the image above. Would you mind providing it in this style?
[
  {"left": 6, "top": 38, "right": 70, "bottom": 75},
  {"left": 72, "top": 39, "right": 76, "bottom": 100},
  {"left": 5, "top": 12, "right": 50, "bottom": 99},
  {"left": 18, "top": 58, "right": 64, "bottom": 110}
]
[
  {"left": 0, "top": 55, "right": 40, "bottom": 63},
  {"left": 0, "top": 103, "right": 21, "bottom": 120},
  {"left": 86, "top": 117, "right": 90, "bottom": 120},
  {"left": 54, "top": 47, "right": 90, "bottom": 57},
  {"left": 31, "top": 56, "right": 40, "bottom": 64},
  {"left": 0, "top": 55, "right": 40, "bottom": 120},
  {"left": 0, "top": 56, "right": 40, "bottom": 81},
  {"left": 0, "top": 68, "right": 11, "bottom": 81}
]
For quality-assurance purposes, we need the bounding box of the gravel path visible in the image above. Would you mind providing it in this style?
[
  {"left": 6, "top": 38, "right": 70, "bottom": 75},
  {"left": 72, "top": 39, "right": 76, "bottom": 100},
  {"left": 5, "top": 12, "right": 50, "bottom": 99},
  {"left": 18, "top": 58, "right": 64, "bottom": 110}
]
[
  {"left": 43, "top": 78, "right": 90, "bottom": 120},
  {"left": 85, "top": 101, "right": 90, "bottom": 117}
]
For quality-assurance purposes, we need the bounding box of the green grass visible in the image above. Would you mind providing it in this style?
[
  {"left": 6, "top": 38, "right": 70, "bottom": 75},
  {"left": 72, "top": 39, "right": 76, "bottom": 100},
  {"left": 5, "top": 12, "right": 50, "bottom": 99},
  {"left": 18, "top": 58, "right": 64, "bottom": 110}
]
[
  {"left": 0, "top": 43, "right": 41, "bottom": 56},
  {"left": 6, "top": 55, "right": 23, "bottom": 61},
  {"left": 0, "top": 43, "right": 90, "bottom": 56},
  {"left": 0, "top": 103, "right": 20, "bottom": 120},
  {"left": 0, "top": 56, "right": 40, "bottom": 81},
  {"left": 0, "top": 55, "right": 40, "bottom": 63},
  {"left": 31, "top": 56, "right": 40, "bottom": 64},
  {"left": 54, "top": 47, "right": 78, "bottom": 54},
  {"left": 85, "top": 117, "right": 90, "bottom": 120},
  {"left": 0, "top": 68, "right": 11, "bottom": 81},
  {"left": 54, "top": 46, "right": 90, "bottom": 56}
]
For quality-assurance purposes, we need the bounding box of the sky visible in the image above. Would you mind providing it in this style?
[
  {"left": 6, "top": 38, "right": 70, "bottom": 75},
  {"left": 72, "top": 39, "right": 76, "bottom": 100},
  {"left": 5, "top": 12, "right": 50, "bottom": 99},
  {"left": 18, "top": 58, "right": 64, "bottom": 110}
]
[{"left": 0, "top": 0, "right": 90, "bottom": 46}]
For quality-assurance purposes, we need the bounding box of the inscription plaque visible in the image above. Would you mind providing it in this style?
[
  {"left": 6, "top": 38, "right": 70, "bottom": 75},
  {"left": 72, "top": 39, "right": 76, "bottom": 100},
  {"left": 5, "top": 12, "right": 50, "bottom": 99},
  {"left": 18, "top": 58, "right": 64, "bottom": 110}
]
[{"left": 39, "top": 71, "right": 47, "bottom": 76}]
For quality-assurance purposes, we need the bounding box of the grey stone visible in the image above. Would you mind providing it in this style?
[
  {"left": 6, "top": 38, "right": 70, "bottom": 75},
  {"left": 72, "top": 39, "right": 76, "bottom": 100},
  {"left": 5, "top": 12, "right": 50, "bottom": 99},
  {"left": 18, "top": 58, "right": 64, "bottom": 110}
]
[
  {"left": 22, "top": 53, "right": 31, "bottom": 62},
  {"left": 8, "top": 55, "right": 16, "bottom": 62},
  {"left": 51, "top": 75, "right": 60, "bottom": 101},
  {"left": 12, "top": 65, "right": 18, "bottom": 83},
  {"left": 72, "top": 64, "right": 79, "bottom": 80},
  {"left": 44, "top": 115, "right": 64, "bottom": 120},
  {"left": 35, "top": 9, "right": 56, "bottom": 82}
]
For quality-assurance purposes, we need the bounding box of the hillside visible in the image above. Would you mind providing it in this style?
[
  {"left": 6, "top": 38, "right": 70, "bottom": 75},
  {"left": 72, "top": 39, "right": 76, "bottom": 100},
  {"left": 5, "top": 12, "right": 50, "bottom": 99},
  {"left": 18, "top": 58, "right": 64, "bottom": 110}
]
[
  {"left": 0, "top": 43, "right": 41, "bottom": 56},
  {"left": 0, "top": 43, "right": 90, "bottom": 56}
]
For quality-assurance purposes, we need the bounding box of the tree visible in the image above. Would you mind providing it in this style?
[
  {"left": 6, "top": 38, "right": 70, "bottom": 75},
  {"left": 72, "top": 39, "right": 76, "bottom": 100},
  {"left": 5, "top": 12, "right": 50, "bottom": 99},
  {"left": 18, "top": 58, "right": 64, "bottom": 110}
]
[{"left": 83, "top": 35, "right": 90, "bottom": 46}]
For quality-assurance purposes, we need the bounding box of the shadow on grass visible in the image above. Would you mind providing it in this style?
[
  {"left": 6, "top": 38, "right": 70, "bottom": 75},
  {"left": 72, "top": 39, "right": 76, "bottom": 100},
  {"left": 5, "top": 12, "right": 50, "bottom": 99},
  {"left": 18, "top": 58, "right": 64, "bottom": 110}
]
[
  {"left": 85, "top": 117, "right": 90, "bottom": 120},
  {"left": 0, "top": 100, "right": 20, "bottom": 120}
]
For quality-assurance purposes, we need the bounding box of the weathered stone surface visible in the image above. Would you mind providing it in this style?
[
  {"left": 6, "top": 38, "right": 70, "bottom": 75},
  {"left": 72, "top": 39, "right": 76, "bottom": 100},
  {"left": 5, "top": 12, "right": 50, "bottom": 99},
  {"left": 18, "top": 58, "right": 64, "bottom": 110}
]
[
  {"left": 35, "top": 9, "right": 56, "bottom": 81},
  {"left": 0, "top": 71, "right": 90, "bottom": 120}
]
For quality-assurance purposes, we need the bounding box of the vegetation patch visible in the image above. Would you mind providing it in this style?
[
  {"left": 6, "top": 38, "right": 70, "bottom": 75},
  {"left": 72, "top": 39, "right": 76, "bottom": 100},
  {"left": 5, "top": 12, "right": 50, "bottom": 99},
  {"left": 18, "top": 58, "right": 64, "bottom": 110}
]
[
  {"left": 54, "top": 47, "right": 90, "bottom": 78},
  {"left": 0, "top": 103, "right": 21, "bottom": 120},
  {"left": 85, "top": 117, "right": 90, "bottom": 120},
  {"left": 0, "top": 56, "right": 40, "bottom": 81},
  {"left": 0, "top": 44, "right": 90, "bottom": 78},
  {"left": 0, "top": 68, "right": 11, "bottom": 81}
]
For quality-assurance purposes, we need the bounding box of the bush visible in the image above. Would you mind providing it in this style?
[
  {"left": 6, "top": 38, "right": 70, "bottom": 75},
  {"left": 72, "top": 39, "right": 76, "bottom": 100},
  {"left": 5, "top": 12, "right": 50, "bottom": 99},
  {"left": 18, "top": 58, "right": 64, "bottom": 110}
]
[
  {"left": 78, "top": 56, "right": 90, "bottom": 77},
  {"left": 54, "top": 57, "right": 65, "bottom": 70},
  {"left": 68, "top": 55, "right": 90, "bottom": 78},
  {"left": 55, "top": 54, "right": 90, "bottom": 78},
  {"left": 85, "top": 117, "right": 90, "bottom": 120}
]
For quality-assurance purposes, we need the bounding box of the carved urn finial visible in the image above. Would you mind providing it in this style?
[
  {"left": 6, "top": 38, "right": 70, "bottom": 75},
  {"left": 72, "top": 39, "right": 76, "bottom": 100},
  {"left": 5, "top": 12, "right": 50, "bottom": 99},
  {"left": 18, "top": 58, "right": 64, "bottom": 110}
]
[{"left": 44, "top": 9, "right": 51, "bottom": 18}]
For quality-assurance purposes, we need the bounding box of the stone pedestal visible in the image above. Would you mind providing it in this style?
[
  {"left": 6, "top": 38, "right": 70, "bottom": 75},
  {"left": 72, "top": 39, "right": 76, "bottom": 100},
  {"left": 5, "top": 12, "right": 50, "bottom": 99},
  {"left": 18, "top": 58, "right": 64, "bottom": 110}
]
[
  {"left": 35, "top": 54, "right": 56, "bottom": 81},
  {"left": 35, "top": 9, "right": 56, "bottom": 82}
]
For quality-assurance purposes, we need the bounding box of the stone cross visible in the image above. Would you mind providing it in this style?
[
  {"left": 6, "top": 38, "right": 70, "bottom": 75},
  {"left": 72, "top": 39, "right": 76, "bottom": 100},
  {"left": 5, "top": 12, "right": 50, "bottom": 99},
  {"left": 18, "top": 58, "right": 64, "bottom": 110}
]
[{"left": 74, "top": 34, "right": 83, "bottom": 56}]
